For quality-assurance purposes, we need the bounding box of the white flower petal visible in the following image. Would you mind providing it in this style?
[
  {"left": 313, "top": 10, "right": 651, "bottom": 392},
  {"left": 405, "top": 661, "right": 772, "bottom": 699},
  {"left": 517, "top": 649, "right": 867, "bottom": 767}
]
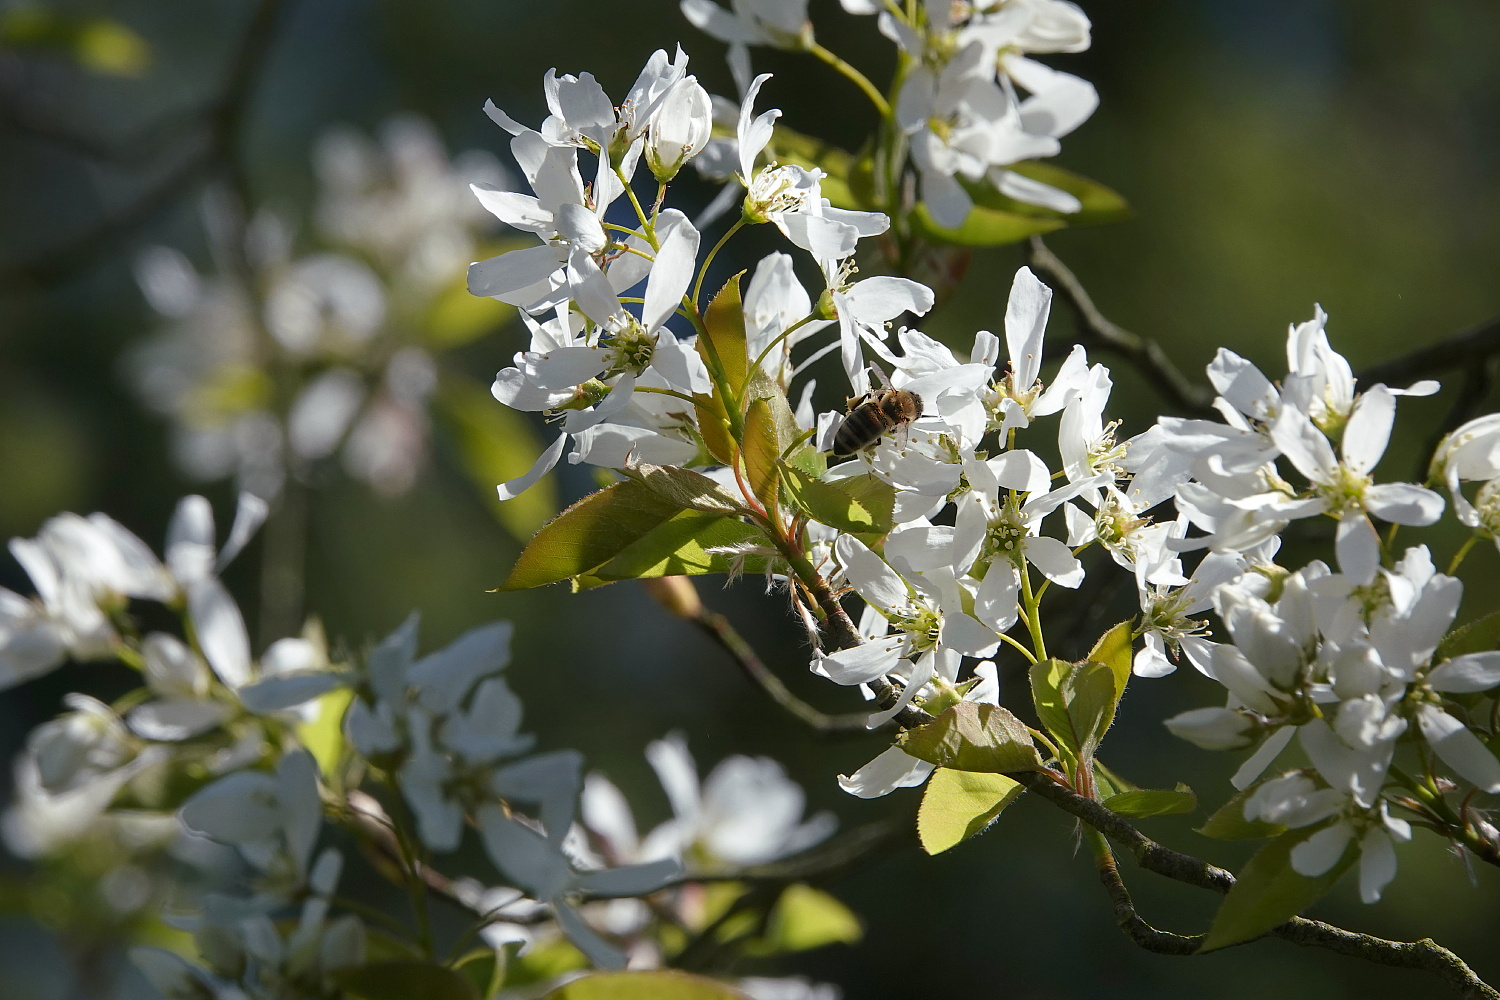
[
  {"left": 1290, "top": 822, "right": 1354, "bottom": 878},
  {"left": 1417, "top": 705, "right": 1500, "bottom": 793},
  {"left": 836, "top": 746, "right": 934, "bottom": 799},
  {"left": 1428, "top": 652, "right": 1500, "bottom": 693}
]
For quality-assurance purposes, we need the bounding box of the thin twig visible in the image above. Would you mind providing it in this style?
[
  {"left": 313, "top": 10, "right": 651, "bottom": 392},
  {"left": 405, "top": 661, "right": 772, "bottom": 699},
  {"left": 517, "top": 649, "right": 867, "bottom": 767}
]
[
  {"left": 692, "top": 607, "right": 872, "bottom": 734},
  {"left": 1358, "top": 316, "right": 1500, "bottom": 389},
  {"left": 1023, "top": 236, "right": 1215, "bottom": 416}
]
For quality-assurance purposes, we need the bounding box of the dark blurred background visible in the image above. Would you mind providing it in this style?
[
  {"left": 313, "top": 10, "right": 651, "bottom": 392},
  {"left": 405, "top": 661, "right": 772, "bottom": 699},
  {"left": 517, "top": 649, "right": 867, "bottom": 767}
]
[{"left": 2, "top": 0, "right": 1499, "bottom": 997}]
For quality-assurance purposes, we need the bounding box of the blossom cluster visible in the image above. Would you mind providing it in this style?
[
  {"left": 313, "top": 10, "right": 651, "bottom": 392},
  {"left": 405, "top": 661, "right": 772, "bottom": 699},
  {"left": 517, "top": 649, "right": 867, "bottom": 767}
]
[
  {"left": 128, "top": 116, "right": 509, "bottom": 500},
  {"left": 471, "top": 10, "right": 1500, "bottom": 914},
  {"left": 0, "top": 493, "right": 843, "bottom": 995}
]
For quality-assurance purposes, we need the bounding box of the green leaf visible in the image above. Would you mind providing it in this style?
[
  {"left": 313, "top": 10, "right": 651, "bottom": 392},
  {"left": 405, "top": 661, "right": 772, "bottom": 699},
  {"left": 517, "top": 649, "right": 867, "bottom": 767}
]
[
  {"left": 1029, "top": 651, "right": 1124, "bottom": 762},
  {"left": 542, "top": 971, "right": 749, "bottom": 1000},
  {"left": 423, "top": 273, "right": 517, "bottom": 347},
  {"left": 293, "top": 686, "right": 352, "bottom": 784},
  {"left": 1087, "top": 621, "right": 1134, "bottom": 703},
  {"left": 911, "top": 202, "right": 1063, "bottom": 248},
  {"left": 1004, "top": 162, "right": 1132, "bottom": 226},
  {"left": 917, "top": 768, "right": 1025, "bottom": 855},
  {"left": 1104, "top": 784, "right": 1197, "bottom": 819},
  {"left": 692, "top": 393, "right": 737, "bottom": 465},
  {"left": 334, "top": 961, "right": 479, "bottom": 1000},
  {"left": 899, "top": 702, "right": 1045, "bottom": 773},
  {"left": 699, "top": 274, "right": 749, "bottom": 398},
  {"left": 498, "top": 938, "right": 586, "bottom": 989},
  {"left": 1197, "top": 781, "right": 1290, "bottom": 841},
  {"left": 758, "top": 884, "right": 863, "bottom": 952},
  {"left": 454, "top": 948, "right": 501, "bottom": 1000},
  {"left": 0, "top": 9, "right": 152, "bottom": 77},
  {"left": 782, "top": 468, "right": 896, "bottom": 534},
  {"left": 627, "top": 463, "right": 746, "bottom": 515},
  {"left": 742, "top": 397, "right": 781, "bottom": 513},
  {"left": 580, "top": 510, "right": 762, "bottom": 586},
  {"left": 1030, "top": 657, "right": 1077, "bottom": 758},
  {"left": 742, "top": 365, "right": 801, "bottom": 453},
  {"left": 1201, "top": 825, "right": 1358, "bottom": 952},
  {"left": 1435, "top": 609, "right": 1500, "bottom": 662},
  {"left": 500, "top": 481, "right": 686, "bottom": 590},
  {"left": 1068, "top": 660, "right": 1119, "bottom": 759},
  {"left": 437, "top": 377, "right": 557, "bottom": 543}
]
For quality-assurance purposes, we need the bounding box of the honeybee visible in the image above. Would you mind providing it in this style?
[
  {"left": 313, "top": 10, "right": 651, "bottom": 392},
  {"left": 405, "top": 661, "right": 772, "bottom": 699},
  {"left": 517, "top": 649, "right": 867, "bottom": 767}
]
[{"left": 831, "top": 387, "right": 924, "bottom": 457}]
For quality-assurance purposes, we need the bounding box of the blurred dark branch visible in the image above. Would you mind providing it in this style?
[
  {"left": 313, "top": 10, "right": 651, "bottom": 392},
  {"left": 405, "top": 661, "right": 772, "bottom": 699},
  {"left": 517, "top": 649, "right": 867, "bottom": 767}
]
[
  {"left": 0, "top": 0, "right": 286, "bottom": 293},
  {"left": 1024, "top": 235, "right": 1216, "bottom": 417},
  {"left": 0, "top": 99, "right": 208, "bottom": 164},
  {"left": 1358, "top": 315, "right": 1500, "bottom": 389},
  {"left": 696, "top": 606, "right": 872, "bottom": 734}
]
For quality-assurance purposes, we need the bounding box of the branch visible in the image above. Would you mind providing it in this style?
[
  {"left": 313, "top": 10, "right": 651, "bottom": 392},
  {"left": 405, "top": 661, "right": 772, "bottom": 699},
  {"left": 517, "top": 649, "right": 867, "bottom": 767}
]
[
  {"left": 0, "top": 0, "right": 286, "bottom": 293},
  {"left": 641, "top": 576, "right": 873, "bottom": 733},
  {"left": 1015, "top": 771, "right": 1497, "bottom": 997},
  {"left": 1358, "top": 315, "right": 1500, "bottom": 389},
  {"left": 1024, "top": 236, "right": 1216, "bottom": 416},
  {"left": 693, "top": 607, "right": 872, "bottom": 733}
]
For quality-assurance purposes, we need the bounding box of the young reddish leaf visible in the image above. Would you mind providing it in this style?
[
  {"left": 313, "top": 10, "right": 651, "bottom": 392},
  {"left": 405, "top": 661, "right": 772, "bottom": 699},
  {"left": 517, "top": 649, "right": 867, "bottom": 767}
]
[
  {"left": 500, "top": 481, "right": 685, "bottom": 590},
  {"left": 741, "top": 397, "right": 781, "bottom": 514},
  {"left": 698, "top": 272, "right": 749, "bottom": 398}
]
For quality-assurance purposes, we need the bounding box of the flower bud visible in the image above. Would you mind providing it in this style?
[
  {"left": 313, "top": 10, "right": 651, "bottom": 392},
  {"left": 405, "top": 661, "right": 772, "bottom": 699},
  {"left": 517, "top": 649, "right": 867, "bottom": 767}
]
[
  {"left": 642, "top": 576, "right": 703, "bottom": 620},
  {"left": 646, "top": 78, "right": 712, "bottom": 183},
  {"left": 1163, "top": 706, "right": 1259, "bottom": 751}
]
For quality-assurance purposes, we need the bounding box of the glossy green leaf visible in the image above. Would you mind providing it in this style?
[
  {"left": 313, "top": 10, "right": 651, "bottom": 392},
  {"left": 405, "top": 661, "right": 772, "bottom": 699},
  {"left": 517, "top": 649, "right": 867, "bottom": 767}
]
[
  {"left": 699, "top": 273, "right": 749, "bottom": 398},
  {"left": 543, "top": 971, "right": 748, "bottom": 1000},
  {"left": 293, "top": 686, "right": 352, "bottom": 784},
  {"left": 743, "top": 365, "right": 801, "bottom": 453},
  {"left": 1104, "top": 784, "right": 1197, "bottom": 819},
  {"left": 918, "top": 768, "right": 1025, "bottom": 855},
  {"left": 334, "top": 961, "right": 479, "bottom": 1000},
  {"left": 438, "top": 377, "right": 557, "bottom": 543},
  {"left": 628, "top": 463, "right": 746, "bottom": 515},
  {"left": 692, "top": 393, "right": 737, "bottom": 465},
  {"left": 1030, "top": 650, "right": 1124, "bottom": 762},
  {"left": 1030, "top": 657, "right": 1077, "bottom": 758},
  {"left": 1004, "top": 162, "right": 1132, "bottom": 226},
  {"left": 501, "top": 481, "right": 685, "bottom": 590},
  {"left": 1069, "top": 661, "right": 1118, "bottom": 758},
  {"left": 1087, "top": 621, "right": 1134, "bottom": 703},
  {"left": 782, "top": 469, "right": 896, "bottom": 534},
  {"left": 742, "top": 398, "right": 781, "bottom": 513},
  {"left": 759, "top": 884, "right": 863, "bottom": 952},
  {"left": 498, "top": 938, "right": 586, "bottom": 989},
  {"left": 1197, "top": 781, "right": 1290, "bottom": 841},
  {"left": 1435, "top": 609, "right": 1500, "bottom": 662},
  {"left": 454, "top": 948, "right": 501, "bottom": 1000},
  {"left": 899, "top": 702, "right": 1044, "bottom": 773},
  {"left": 1201, "top": 826, "right": 1358, "bottom": 952},
  {"left": 580, "top": 510, "right": 762, "bottom": 586},
  {"left": 911, "top": 202, "right": 1063, "bottom": 248},
  {"left": 423, "top": 273, "right": 517, "bottom": 347}
]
